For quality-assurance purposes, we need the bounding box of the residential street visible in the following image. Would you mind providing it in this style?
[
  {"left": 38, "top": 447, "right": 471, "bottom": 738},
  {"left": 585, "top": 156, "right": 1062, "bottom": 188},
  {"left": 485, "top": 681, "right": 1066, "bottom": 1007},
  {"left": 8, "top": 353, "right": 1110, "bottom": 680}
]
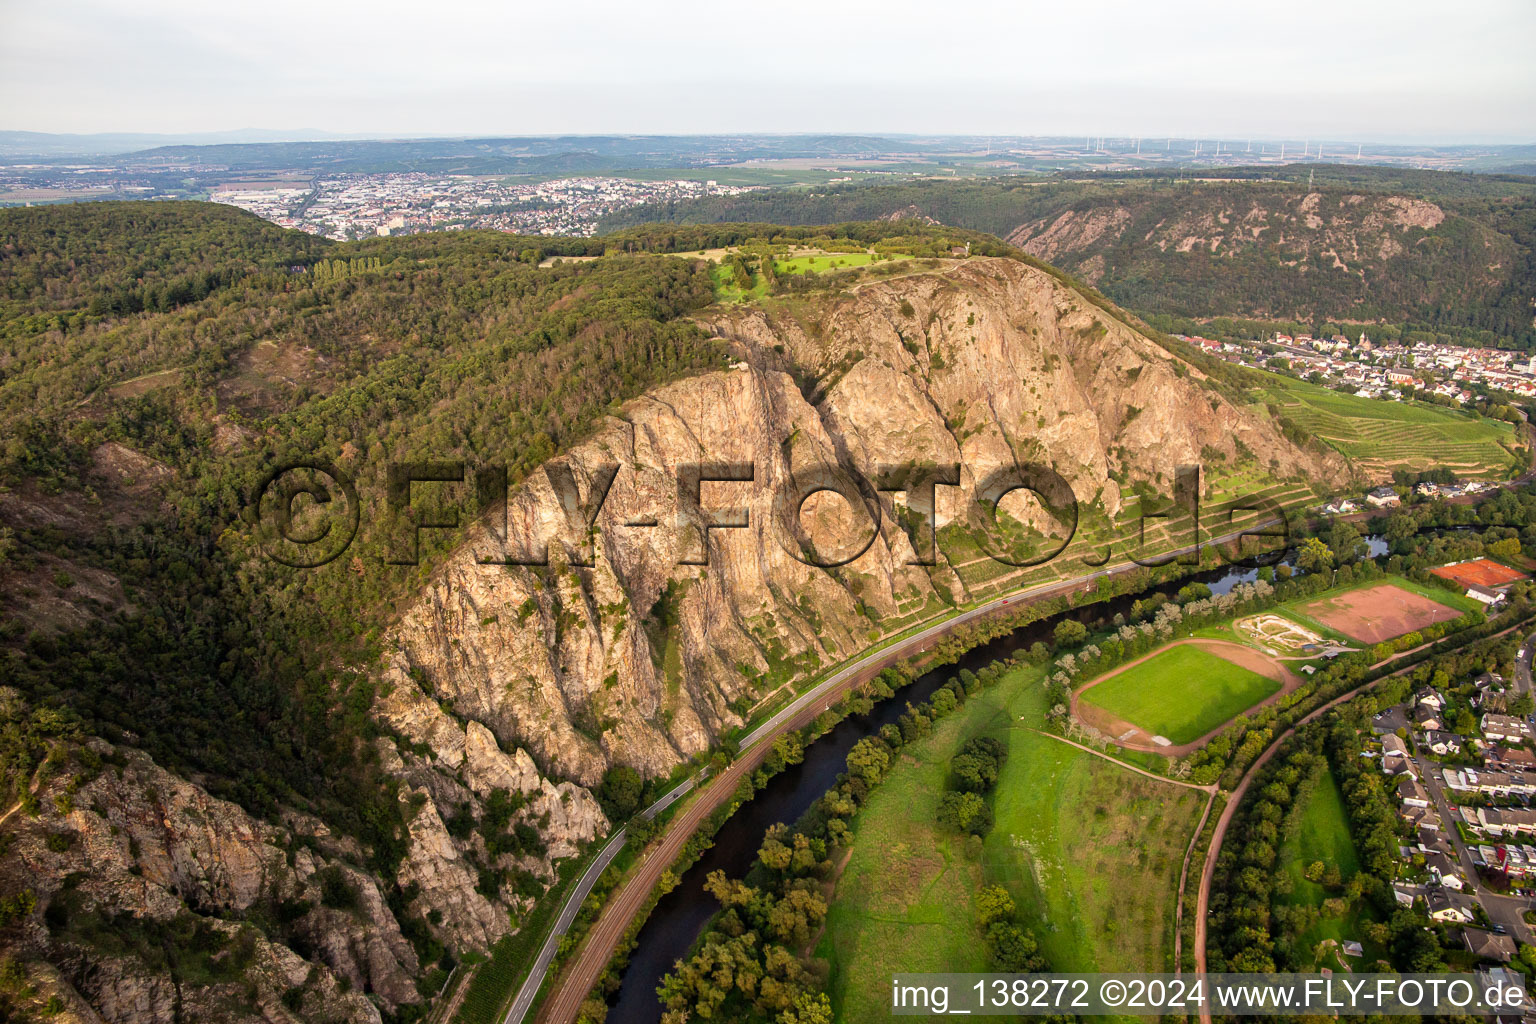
[
  {"left": 1409, "top": 733, "right": 1536, "bottom": 943},
  {"left": 1516, "top": 631, "right": 1535, "bottom": 696}
]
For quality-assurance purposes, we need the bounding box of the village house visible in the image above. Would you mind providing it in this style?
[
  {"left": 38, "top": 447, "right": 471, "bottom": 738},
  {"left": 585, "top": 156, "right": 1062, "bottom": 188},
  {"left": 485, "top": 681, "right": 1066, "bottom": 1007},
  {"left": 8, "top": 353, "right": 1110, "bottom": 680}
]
[
  {"left": 1421, "top": 730, "right": 1465, "bottom": 755},
  {"left": 1416, "top": 689, "right": 1446, "bottom": 710},
  {"left": 1382, "top": 734, "right": 1415, "bottom": 776},
  {"left": 1426, "top": 850, "right": 1466, "bottom": 889},
  {"left": 1414, "top": 705, "right": 1444, "bottom": 731},
  {"left": 1475, "top": 672, "right": 1507, "bottom": 693},
  {"left": 1483, "top": 714, "right": 1534, "bottom": 745},
  {"left": 1365, "top": 485, "right": 1402, "bottom": 508},
  {"left": 1488, "top": 746, "right": 1536, "bottom": 768},
  {"left": 1427, "top": 893, "right": 1474, "bottom": 924},
  {"left": 1398, "top": 776, "right": 1432, "bottom": 808},
  {"left": 1476, "top": 806, "right": 1536, "bottom": 837},
  {"left": 1466, "top": 583, "right": 1507, "bottom": 607},
  {"left": 1486, "top": 842, "right": 1536, "bottom": 876},
  {"left": 1464, "top": 929, "right": 1517, "bottom": 963},
  {"left": 1443, "top": 767, "right": 1536, "bottom": 797}
]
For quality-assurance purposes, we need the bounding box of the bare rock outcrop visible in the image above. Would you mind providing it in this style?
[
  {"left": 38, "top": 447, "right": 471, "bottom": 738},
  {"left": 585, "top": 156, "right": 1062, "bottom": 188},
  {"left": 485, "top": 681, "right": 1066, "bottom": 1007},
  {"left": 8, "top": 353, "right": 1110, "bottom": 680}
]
[
  {"left": 372, "top": 256, "right": 1345, "bottom": 798},
  {"left": 0, "top": 739, "right": 415, "bottom": 1023}
]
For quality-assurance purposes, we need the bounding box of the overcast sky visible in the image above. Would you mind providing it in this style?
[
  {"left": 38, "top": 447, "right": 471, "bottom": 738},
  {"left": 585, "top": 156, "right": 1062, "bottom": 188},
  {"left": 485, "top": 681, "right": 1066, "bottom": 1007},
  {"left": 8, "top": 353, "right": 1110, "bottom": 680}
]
[{"left": 3, "top": 0, "right": 1533, "bottom": 141}]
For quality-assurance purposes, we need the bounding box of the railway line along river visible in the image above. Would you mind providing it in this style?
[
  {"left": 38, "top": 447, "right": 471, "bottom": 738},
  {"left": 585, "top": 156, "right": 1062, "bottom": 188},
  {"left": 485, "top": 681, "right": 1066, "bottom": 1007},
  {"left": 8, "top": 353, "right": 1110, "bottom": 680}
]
[{"left": 602, "top": 540, "right": 1381, "bottom": 1022}]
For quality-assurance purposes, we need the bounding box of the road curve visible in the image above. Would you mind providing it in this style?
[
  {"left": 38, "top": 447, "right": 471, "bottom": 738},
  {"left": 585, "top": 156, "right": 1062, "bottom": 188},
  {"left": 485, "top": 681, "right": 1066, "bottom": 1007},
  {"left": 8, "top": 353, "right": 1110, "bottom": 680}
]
[
  {"left": 532, "top": 524, "right": 1280, "bottom": 1024},
  {"left": 1193, "top": 621, "right": 1529, "bottom": 1024}
]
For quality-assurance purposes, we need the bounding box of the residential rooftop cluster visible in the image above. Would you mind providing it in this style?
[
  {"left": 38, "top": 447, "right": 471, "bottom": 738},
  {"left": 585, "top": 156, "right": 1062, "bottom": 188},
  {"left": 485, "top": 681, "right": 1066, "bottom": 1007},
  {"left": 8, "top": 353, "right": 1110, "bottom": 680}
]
[
  {"left": 1318, "top": 482, "right": 1498, "bottom": 522},
  {"left": 1183, "top": 330, "right": 1536, "bottom": 401},
  {"left": 1371, "top": 671, "right": 1536, "bottom": 958},
  {"left": 210, "top": 174, "right": 756, "bottom": 240}
]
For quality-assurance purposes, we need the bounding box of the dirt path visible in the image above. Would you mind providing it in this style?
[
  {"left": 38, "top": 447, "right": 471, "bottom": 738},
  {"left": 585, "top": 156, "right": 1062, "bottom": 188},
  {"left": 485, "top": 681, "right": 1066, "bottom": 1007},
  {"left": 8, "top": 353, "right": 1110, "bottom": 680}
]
[
  {"left": 1026, "top": 729, "right": 1216, "bottom": 792},
  {"left": 1175, "top": 791, "right": 1218, "bottom": 973},
  {"left": 0, "top": 771, "right": 42, "bottom": 830},
  {"left": 1071, "top": 638, "right": 1302, "bottom": 757}
]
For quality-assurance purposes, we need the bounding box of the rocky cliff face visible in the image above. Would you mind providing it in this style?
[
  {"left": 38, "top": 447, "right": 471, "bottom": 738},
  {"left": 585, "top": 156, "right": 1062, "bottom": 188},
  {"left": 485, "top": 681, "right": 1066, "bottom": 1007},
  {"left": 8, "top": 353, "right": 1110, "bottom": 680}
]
[
  {"left": 1002, "top": 188, "right": 1515, "bottom": 319},
  {"left": 371, "top": 257, "right": 1346, "bottom": 800},
  {"left": 0, "top": 731, "right": 412, "bottom": 1023},
  {"left": 1007, "top": 191, "right": 1468, "bottom": 273},
  {"left": 371, "top": 666, "right": 607, "bottom": 953},
  {"left": 0, "top": 256, "right": 1346, "bottom": 1020}
]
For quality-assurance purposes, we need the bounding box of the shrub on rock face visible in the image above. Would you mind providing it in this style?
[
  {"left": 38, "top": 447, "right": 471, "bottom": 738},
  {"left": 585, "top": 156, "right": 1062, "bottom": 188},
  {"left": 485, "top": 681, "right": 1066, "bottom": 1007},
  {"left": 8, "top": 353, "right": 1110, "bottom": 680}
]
[{"left": 596, "top": 764, "right": 643, "bottom": 820}]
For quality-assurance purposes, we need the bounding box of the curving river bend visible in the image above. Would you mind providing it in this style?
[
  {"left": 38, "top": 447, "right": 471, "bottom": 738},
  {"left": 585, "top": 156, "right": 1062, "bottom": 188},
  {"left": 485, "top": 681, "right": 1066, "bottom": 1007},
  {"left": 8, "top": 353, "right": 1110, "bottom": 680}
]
[{"left": 607, "top": 539, "right": 1385, "bottom": 1021}]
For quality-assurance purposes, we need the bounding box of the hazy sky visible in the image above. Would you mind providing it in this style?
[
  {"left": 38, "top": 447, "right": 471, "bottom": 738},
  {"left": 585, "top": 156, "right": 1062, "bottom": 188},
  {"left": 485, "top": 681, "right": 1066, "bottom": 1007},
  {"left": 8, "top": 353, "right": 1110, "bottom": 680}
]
[{"left": 3, "top": 0, "right": 1533, "bottom": 140}]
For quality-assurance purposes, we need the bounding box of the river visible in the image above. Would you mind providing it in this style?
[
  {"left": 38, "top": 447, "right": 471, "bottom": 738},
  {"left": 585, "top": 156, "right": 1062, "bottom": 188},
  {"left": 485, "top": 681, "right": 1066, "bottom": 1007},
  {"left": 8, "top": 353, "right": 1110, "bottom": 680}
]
[{"left": 606, "top": 537, "right": 1385, "bottom": 1020}]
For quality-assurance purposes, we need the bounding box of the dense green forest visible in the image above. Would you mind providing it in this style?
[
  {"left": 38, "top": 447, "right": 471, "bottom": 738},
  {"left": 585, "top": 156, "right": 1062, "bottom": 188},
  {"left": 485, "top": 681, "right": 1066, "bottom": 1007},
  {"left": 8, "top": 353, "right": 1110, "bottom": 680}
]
[
  {"left": 0, "top": 203, "right": 1015, "bottom": 874},
  {"left": 0, "top": 216, "right": 714, "bottom": 891},
  {"left": 0, "top": 202, "right": 329, "bottom": 325},
  {"left": 598, "top": 168, "right": 1536, "bottom": 348}
]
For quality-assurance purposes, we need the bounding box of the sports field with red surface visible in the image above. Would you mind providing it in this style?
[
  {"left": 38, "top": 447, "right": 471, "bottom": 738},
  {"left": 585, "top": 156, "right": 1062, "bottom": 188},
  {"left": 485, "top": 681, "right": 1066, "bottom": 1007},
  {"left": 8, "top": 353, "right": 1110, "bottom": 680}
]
[
  {"left": 1429, "top": 558, "right": 1527, "bottom": 589},
  {"left": 1298, "top": 582, "right": 1461, "bottom": 645}
]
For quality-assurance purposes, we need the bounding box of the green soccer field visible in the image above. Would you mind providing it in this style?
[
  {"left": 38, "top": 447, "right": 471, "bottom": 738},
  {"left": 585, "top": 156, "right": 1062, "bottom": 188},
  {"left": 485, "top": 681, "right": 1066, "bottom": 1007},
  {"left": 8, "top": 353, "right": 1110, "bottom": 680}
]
[{"left": 1079, "top": 643, "right": 1282, "bottom": 744}]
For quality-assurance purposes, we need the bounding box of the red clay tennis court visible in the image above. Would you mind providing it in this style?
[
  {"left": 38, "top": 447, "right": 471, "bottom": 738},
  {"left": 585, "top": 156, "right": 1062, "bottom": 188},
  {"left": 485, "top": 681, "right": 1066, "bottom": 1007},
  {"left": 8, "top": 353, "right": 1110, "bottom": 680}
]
[{"left": 1429, "top": 558, "right": 1527, "bottom": 589}]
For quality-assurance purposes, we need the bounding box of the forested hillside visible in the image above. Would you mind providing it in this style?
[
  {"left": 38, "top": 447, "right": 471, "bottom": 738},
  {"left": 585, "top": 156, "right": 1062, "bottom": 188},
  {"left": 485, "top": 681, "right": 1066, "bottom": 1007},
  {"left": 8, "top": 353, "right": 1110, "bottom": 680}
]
[
  {"left": 0, "top": 203, "right": 1024, "bottom": 1020},
  {"left": 0, "top": 199, "right": 1519, "bottom": 1021},
  {"left": 599, "top": 167, "right": 1536, "bottom": 347}
]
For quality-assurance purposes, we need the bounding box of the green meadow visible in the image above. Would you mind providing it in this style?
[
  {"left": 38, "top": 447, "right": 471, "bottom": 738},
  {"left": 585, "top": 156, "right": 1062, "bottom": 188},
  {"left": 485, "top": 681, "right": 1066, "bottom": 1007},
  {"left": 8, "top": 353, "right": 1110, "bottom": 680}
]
[{"left": 821, "top": 667, "right": 1204, "bottom": 1022}]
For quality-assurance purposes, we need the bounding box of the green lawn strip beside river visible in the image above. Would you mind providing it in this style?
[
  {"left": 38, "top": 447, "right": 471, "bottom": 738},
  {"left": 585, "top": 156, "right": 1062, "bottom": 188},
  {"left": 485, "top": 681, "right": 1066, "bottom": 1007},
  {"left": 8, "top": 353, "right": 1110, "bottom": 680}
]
[{"left": 821, "top": 665, "right": 1203, "bottom": 1022}]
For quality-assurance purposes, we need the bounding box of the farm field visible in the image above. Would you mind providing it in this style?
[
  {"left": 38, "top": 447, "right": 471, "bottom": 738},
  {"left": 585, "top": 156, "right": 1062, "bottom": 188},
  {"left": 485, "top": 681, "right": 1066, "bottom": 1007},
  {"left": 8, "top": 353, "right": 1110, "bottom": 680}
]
[
  {"left": 1294, "top": 580, "right": 1464, "bottom": 645},
  {"left": 1256, "top": 376, "right": 1519, "bottom": 479},
  {"left": 820, "top": 668, "right": 1202, "bottom": 1022},
  {"left": 1077, "top": 641, "right": 1286, "bottom": 745},
  {"left": 1275, "top": 770, "right": 1383, "bottom": 968}
]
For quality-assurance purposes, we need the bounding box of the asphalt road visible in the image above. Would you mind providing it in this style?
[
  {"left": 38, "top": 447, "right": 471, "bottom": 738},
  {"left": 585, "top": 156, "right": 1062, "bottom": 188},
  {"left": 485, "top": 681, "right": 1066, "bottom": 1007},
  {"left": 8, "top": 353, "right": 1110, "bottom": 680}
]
[
  {"left": 500, "top": 774, "right": 698, "bottom": 1024},
  {"left": 1409, "top": 621, "right": 1536, "bottom": 945},
  {"left": 1516, "top": 631, "right": 1535, "bottom": 696},
  {"left": 1411, "top": 734, "right": 1536, "bottom": 943}
]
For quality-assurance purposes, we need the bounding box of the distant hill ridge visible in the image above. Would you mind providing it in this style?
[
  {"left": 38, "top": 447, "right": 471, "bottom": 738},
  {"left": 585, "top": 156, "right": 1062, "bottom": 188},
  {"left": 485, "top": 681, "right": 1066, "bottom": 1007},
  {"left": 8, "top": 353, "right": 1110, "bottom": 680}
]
[{"left": 599, "top": 167, "right": 1536, "bottom": 347}]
